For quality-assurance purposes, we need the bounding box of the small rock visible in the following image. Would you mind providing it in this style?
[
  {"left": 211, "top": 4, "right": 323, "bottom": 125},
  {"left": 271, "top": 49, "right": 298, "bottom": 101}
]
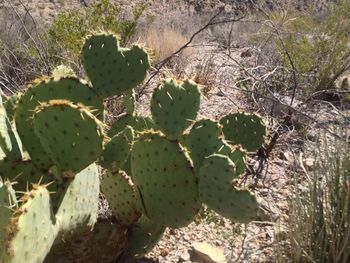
[
  {"left": 179, "top": 251, "right": 191, "bottom": 262},
  {"left": 303, "top": 158, "right": 315, "bottom": 170},
  {"left": 160, "top": 248, "right": 169, "bottom": 257},
  {"left": 189, "top": 242, "right": 227, "bottom": 263}
]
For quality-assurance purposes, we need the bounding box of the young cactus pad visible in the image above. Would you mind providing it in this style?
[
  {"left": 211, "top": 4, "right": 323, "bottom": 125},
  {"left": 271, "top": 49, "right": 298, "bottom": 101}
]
[
  {"left": 100, "top": 126, "right": 134, "bottom": 171},
  {"left": 33, "top": 100, "right": 105, "bottom": 176},
  {"left": 150, "top": 79, "right": 200, "bottom": 140},
  {"left": 123, "top": 89, "right": 136, "bottom": 116},
  {"left": 15, "top": 78, "right": 103, "bottom": 169},
  {"left": 101, "top": 170, "right": 141, "bottom": 226},
  {"left": 220, "top": 112, "right": 267, "bottom": 152},
  {"left": 180, "top": 119, "right": 223, "bottom": 171},
  {"left": 108, "top": 115, "right": 157, "bottom": 138},
  {"left": 131, "top": 131, "right": 201, "bottom": 227},
  {"left": 199, "top": 154, "right": 257, "bottom": 223},
  {"left": 82, "top": 33, "right": 150, "bottom": 98}
]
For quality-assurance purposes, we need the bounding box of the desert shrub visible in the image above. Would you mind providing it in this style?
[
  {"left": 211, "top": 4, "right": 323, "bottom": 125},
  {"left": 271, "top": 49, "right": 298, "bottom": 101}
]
[
  {"left": 48, "top": 0, "right": 146, "bottom": 61},
  {"left": 0, "top": 7, "right": 57, "bottom": 93},
  {"left": 257, "top": 1, "right": 350, "bottom": 95},
  {"left": 279, "top": 129, "right": 350, "bottom": 262},
  {"left": 0, "top": 1, "right": 146, "bottom": 93}
]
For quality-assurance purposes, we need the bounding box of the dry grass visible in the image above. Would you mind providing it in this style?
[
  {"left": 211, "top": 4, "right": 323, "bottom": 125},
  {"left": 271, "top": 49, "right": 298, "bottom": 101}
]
[{"left": 140, "top": 27, "right": 193, "bottom": 65}]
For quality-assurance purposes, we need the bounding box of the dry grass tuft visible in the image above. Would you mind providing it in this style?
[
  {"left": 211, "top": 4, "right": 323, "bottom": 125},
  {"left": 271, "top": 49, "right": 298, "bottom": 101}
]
[{"left": 140, "top": 27, "right": 193, "bottom": 65}]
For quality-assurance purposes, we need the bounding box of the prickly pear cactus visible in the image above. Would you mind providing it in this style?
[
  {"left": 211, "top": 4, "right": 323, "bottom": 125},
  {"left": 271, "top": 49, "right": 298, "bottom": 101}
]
[
  {"left": 15, "top": 78, "right": 103, "bottom": 169},
  {"left": 100, "top": 126, "right": 134, "bottom": 171},
  {"left": 0, "top": 94, "right": 22, "bottom": 161},
  {"left": 82, "top": 33, "right": 150, "bottom": 98},
  {"left": 0, "top": 181, "right": 16, "bottom": 260},
  {"left": 131, "top": 131, "right": 201, "bottom": 227},
  {"left": 180, "top": 119, "right": 223, "bottom": 171},
  {"left": 33, "top": 100, "right": 105, "bottom": 176},
  {"left": 101, "top": 170, "right": 141, "bottom": 226},
  {"left": 123, "top": 89, "right": 136, "bottom": 116},
  {"left": 0, "top": 160, "right": 53, "bottom": 192},
  {"left": 199, "top": 154, "right": 257, "bottom": 223},
  {"left": 151, "top": 79, "right": 200, "bottom": 140},
  {"left": 2, "top": 185, "right": 58, "bottom": 263},
  {"left": 220, "top": 112, "right": 267, "bottom": 152},
  {"left": 0, "top": 31, "right": 267, "bottom": 263},
  {"left": 127, "top": 215, "right": 166, "bottom": 257},
  {"left": 108, "top": 114, "right": 157, "bottom": 138}
]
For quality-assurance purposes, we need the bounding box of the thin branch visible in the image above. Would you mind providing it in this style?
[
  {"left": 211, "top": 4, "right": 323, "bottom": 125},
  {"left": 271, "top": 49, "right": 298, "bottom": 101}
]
[{"left": 137, "top": 8, "right": 246, "bottom": 98}]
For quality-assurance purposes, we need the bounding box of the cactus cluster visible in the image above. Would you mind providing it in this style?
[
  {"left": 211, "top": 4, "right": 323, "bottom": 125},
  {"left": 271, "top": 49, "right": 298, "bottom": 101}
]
[{"left": 0, "top": 33, "right": 267, "bottom": 263}]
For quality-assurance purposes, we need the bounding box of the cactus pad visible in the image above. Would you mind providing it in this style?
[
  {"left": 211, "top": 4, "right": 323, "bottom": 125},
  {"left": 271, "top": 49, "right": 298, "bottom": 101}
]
[
  {"left": 108, "top": 115, "right": 156, "bottom": 138},
  {"left": 127, "top": 215, "right": 166, "bottom": 258},
  {"left": 181, "top": 119, "right": 222, "bottom": 171},
  {"left": 82, "top": 33, "right": 150, "bottom": 98},
  {"left": 15, "top": 78, "right": 103, "bottom": 169},
  {"left": 33, "top": 100, "right": 104, "bottom": 176},
  {"left": 151, "top": 79, "right": 200, "bottom": 140},
  {"left": 53, "top": 163, "right": 100, "bottom": 233},
  {"left": 0, "top": 96, "right": 23, "bottom": 161},
  {"left": 123, "top": 89, "right": 136, "bottom": 116},
  {"left": 220, "top": 112, "right": 266, "bottom": 152},
  {"left": 0, "top": 181, "right": 16, "bottom": 260},
  {"left": 199, "top": 154, "right": 257, "bottom": 223},
  {"left": 101, "top": 170, "right": 141, "bottom": 226},
  {"left": 100, "top": 126, "right": 134, "bottom": 171},
  {"left": 131, "top": 132, "right": 201, "bottom": 227},
  {"left": 0, "top": 160, "right": 53, "bottom": 193},
  {"left": 217, "top": 143, "right": 247, "bottom": 175},
  {"left": 4, "top": 186, "right": 58, "bottom": 263}
]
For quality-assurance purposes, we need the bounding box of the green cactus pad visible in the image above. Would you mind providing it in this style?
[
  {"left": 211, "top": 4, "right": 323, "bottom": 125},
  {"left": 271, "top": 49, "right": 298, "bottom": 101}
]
[
  {"left": 0, "top": 181, "right": 17, "bottom": 260},
  {"left": 217, "top": 143, "right": 247, "bottom": 175},
  {"left": 3, "top": 92, "right": 20, "bottom": 123},
  {"left": 33, "top": 100, "right": 104, "bottom": 176},
  {"left": 101, "top": 170, "right": 142, "bottom": 226},
  {"left": 220, "top": 112, "right": 267, "bottom": 152},
  {"left": 15, "top": 78, "right": 103, "bottom": 169},
  {"left": 199, "top": 154, "right": 257, "bottom": 223},
  {"left": 180, "top": 119, "right": 223, "bottom": 171},
  {"left": 151, "top": 79, "right": 200, "bottom": 140},
  {"left": 53, "top": 163, "right": 100, "bottom": 234},
  {"left": 100, "top": 126, "right": 134, "bottom": 170},
  {"left": 4, "top": 186, "right": 58, "bottom": 263},
  {"left": 82, "top": 33, "right": 150, "bottom": 98},
  {"left": 127, "top": 215, "right": 166, "bottom": 258},
  {"left": 108, "top": 114, "right": 157, "bottom": 138},
  {"left": 123, "top": 89, "right": 136, "bottom": 116},
  {"left": 0, "top": 95, "right": 23, "bottom": 161},
  {"left": 131, "top": 132, "right": 201, "bottom": 227},
  {"left": 0, "top": 160, "right": 53, "bottom": 193}
]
